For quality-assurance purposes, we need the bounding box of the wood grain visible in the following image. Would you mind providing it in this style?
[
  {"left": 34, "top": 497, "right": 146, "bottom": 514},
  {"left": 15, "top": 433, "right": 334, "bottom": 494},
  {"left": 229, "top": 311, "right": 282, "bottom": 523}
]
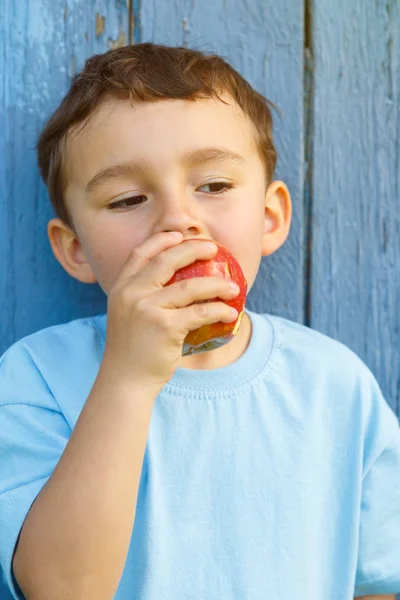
[{"left": 310, "top": 0, "right": 400, "bottom": 414}]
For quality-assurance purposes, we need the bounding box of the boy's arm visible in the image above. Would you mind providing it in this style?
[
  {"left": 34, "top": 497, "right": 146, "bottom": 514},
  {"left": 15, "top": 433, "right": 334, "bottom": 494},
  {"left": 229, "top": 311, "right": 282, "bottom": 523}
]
[
  {"left": 12, "top": 369, "right": 158, "bottom": 600},
  {"left": 10, "top": 235, "right": 234, "bottom": 600}
]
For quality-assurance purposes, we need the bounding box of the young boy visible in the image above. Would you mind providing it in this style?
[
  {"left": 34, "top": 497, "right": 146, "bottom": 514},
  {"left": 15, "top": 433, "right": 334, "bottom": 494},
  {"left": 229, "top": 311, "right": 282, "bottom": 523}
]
[{"left": 0, "top": 42, "right": 399, "bottom": 600}]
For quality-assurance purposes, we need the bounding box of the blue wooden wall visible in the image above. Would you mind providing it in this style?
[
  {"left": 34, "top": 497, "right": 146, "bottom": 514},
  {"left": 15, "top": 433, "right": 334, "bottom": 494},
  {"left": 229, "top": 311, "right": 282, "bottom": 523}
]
[{"left": 0, "top": 0, "right": 399, "bottom": 598}]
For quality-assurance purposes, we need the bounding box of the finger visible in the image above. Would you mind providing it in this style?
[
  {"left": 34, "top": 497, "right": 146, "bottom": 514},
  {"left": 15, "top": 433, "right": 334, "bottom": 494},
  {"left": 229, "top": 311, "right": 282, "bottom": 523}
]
[
  {"left": 172, "top": 301, "right": 239, "bottom": 332},
  {"left": 139, "top": 238, "right": 218, "bottom": 289},
  {"left": 157, "top": 276, "right": 240, "bottom": 309},
  {"left": 118, "top": 231, "right": 184, "bottom": 284}
]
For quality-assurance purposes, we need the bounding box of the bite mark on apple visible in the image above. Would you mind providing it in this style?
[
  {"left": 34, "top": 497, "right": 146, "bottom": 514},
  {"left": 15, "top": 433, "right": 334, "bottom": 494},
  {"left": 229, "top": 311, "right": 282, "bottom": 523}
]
[{"left": 232, "top": 310, "right": 244, "bottom": 336}]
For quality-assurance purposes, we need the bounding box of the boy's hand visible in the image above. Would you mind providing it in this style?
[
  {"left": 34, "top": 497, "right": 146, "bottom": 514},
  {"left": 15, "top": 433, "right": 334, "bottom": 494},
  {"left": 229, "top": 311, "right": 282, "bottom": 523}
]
[{"left": 100, "top": 232, "right": 239, "bottom": 392}]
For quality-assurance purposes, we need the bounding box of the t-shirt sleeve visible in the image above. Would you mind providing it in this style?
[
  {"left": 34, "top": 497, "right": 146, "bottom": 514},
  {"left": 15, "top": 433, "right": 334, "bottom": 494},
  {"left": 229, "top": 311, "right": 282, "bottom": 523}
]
[
  {"left": 354, "top": 368, "right": 400, "bottom": 597},
  {"left": 0, "top": 342, "right": 71, "bottom": 599}
]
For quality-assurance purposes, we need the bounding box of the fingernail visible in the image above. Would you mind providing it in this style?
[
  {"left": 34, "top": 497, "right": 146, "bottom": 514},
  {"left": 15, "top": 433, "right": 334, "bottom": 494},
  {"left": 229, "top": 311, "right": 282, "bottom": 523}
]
[{"left": 206, "top": 242, "right": 218, "bottom": 251}]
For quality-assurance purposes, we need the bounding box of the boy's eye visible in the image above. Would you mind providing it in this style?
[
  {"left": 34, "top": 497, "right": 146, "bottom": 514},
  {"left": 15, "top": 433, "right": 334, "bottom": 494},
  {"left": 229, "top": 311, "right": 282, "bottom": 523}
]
[
  {"left": 198, "top": 182, "right": 234, "bottom": 194},
  {"left": 108, "top": 182, "right": 233, "bottom": 210},
  {"left": 108, "top": 196, "right": 146, "bottom": 210}
]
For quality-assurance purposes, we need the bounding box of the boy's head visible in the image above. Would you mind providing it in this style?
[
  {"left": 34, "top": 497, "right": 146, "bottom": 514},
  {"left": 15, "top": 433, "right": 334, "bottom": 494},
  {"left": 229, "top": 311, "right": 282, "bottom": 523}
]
[{"left": 37, "top": 43, "right": 291, "bottom": 296}]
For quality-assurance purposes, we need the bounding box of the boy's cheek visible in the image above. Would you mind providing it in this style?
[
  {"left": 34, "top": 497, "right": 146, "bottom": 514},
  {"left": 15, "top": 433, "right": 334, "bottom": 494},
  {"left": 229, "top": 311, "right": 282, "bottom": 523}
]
[{"left": 81, "top": 247, "right": 129, "bottom": 294}]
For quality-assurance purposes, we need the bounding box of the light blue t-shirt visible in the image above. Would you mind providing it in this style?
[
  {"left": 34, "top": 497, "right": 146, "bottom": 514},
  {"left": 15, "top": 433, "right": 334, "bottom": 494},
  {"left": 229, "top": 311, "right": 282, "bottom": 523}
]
[{"left": 0, "top": 309, "right": 400, "bottom": 600}]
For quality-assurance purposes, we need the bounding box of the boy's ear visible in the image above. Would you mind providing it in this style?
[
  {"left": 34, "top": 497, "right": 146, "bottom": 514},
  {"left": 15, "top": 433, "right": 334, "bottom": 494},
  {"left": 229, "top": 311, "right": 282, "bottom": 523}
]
[
  {"left": 47, "top": 218, "right": 97, "bottom": 284},
  {"left": 262, "top": 180, "right": 292, "bottom": 256}
]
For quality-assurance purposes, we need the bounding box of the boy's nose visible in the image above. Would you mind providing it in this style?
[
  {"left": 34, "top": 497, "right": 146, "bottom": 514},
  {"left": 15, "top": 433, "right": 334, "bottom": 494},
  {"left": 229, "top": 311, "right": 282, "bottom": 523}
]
[{"left": 153, "top": 197, "right": 206, "bottom": 238}]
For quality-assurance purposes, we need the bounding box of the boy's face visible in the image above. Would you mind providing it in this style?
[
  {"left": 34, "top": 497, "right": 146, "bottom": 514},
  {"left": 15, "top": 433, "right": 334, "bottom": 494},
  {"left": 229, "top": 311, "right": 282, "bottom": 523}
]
[{"left": 49, "top": 93, "right": 291, "bottom": 297}]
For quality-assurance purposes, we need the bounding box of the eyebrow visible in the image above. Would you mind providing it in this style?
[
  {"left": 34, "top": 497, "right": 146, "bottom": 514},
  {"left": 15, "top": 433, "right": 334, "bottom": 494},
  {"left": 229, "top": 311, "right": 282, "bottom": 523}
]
[{"left": 85, "top": 147, "right": 246, "bottom": 195}]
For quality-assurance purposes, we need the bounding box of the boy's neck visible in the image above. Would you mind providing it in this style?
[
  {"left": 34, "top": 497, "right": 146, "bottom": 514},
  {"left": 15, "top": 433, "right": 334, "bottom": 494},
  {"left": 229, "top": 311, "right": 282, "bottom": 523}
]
[{"left": 177, "top": 311, "right": 252, "bottom": 371}]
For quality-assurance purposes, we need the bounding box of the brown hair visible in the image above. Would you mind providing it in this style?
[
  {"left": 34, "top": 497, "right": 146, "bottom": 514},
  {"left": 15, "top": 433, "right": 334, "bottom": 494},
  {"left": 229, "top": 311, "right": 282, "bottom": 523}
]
[{"left": 37, "top": 42, "right": 278, "bottom": 233}]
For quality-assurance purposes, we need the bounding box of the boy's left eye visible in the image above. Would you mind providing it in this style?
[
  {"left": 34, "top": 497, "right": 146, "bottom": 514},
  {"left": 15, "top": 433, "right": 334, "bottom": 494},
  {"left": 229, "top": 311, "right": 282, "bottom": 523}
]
[{"left": 198, "top": 182, "right": 234, "bottom": 194}]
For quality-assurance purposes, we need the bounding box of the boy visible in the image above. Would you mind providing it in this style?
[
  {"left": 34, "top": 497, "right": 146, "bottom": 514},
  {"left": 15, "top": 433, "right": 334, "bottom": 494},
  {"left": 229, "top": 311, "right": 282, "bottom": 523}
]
[{"left": 0, "top": 42, "right": 399, "bottom": 600}]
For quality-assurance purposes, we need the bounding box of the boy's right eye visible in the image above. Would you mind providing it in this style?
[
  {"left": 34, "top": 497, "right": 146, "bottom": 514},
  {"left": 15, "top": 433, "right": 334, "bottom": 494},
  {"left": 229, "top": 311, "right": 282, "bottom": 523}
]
[{"left": 108, "top": 196, "right": 146, "bottom": 210}]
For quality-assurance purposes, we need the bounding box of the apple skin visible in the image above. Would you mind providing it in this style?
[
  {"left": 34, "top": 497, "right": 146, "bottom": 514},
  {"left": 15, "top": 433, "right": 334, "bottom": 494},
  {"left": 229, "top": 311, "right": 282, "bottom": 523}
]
[{"left": 166, "top": 240, "right": 247, "bottom": 356}]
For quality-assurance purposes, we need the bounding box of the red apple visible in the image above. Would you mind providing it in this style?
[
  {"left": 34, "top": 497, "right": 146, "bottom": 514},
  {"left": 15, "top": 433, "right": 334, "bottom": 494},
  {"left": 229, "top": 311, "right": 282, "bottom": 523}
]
[{"left": 166, "top": 240, "right": 247, "bottom": 356}]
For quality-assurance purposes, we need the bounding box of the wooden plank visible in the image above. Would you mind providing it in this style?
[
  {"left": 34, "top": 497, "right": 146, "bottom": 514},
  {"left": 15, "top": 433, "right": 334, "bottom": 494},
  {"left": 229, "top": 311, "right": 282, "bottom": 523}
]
[
  {"left": 141, "top": 0, "right": 305, "bottom": 323},
  {"left": 0, "top": 0, "right": 129, "bottom": 357},
  {"left": 311, "top": 0, "right": 400, "bottom": 415}
]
